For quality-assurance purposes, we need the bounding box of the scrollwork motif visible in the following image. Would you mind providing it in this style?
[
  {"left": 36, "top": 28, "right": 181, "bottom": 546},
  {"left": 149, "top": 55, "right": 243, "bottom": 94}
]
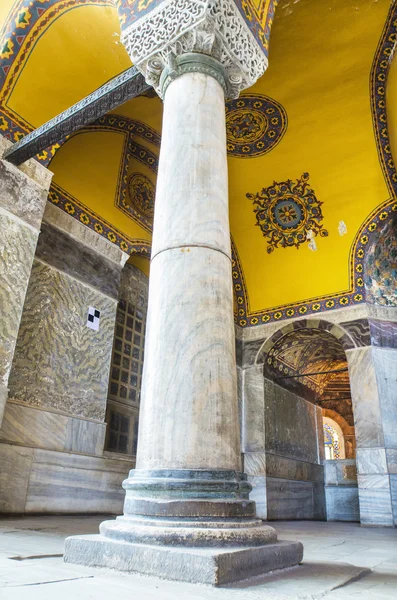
[{"left": 121, "top": 0, "right": 268, "bottom": 98}]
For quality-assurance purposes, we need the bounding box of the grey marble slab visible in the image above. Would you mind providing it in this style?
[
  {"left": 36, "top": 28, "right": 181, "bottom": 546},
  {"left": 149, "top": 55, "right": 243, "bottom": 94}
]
[
  {"left": 0, "top": 402, "right": 107, "bottom": 456},
  {"left": 25, "top": 448, "right": 134, "bottom": 514},
  {"left": 356, "top": 448, "right": 388, "bottom": 475},
  {"left": 313, "top": 481, "right": 326, "bottom": 520},
  {"left": 347, "top": 347, "right": 385, "bottom": 448},
  {"left": 36, "top": 222, "right": 121, "bottom": 299},
  {"left": 372, "top": 347, "right": 397, "bottom": 448},
  {"left": 265, "top": 452, "right": 323, "bottom": 482},
  {"left": 325, "top": 486, "right": 360, "bottom": 522},
  {"left": 390, "top": 475, "right": 397, "bottom": 525},
  {"left": 0, "top": 443, "right": 33, "bottom": 513},
  {"left": 358, "top": 487, "right": 393, "bottom": 526},
  {"left": 43, "top": 203, "right": 126, "bottom": 266},
  {"left": 0, "top": 212, "right": 38, "bottom": 387},
  {"left": 264, "top": 379, "right": 318, "bottom": 463},
  {"left": 341, "top": 318, "right": 371, "bottom": 347},
  {"left": 247, "top": 474, "right": 267, "bottom": 520},
  {"left": 369, "top": 318, "right": 397, "bottom": 348},
  {"left": 386, "top": 449, "right": 397, "bottom": 474},
  {"left": 0, "top": 160, "right": 48, "bottom": 229},
  {"left": 8, "top": 261, "right": 116, "bottom": 421},
  {"left": 266, "top": 477, "right": 315, "bottom": 520},
  {"left": 242, "top": 365, "right": 265, "bottom": 452}
]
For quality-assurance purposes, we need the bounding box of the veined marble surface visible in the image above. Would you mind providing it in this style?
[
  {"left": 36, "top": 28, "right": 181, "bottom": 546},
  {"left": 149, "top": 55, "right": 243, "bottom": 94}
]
[{"left": 8, "top": 260, "right": 116, "bottom": 421}]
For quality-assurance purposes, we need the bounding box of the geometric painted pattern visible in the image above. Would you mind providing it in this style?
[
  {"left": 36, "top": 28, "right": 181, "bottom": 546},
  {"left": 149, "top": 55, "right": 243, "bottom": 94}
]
[
  {"left": 247, "top": 172, "right": 328, "bottom": 253},
  {"left": 233, "top": 1, "right": 397, "bottom": 326},
  {"left": 226, "top": 94, "right": 287, "bottom": 158}
]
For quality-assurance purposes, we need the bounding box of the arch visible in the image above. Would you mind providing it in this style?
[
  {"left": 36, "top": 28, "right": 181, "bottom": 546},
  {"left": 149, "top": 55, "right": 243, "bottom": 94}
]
[{"left": 255, "top": 318, "right": 355, "bottom": 365}]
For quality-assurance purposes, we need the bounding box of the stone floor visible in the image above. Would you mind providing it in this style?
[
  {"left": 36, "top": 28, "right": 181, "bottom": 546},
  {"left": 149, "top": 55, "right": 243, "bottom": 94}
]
[{"left": 0, "top": 516, "right": 396, "bottom": 599}]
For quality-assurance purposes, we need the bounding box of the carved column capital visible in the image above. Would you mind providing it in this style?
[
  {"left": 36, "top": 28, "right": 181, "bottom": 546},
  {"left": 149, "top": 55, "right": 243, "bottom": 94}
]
[{"left": 121, "top": 0, "right": 268, "bottom": 98}]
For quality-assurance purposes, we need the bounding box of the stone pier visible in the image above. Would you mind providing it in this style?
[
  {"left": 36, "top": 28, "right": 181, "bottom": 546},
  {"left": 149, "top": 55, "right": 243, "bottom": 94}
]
[
  {"left": 64, "top": 1, "right": 303, "bottom": 585},
  {"left": 0, "top": 136, "right": 52, "bottom": 425}
]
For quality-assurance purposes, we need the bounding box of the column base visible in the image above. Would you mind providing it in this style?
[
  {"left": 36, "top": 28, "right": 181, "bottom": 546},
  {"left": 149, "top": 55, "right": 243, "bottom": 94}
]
[{"left": 64, "top": 534, "right": 303, "bottom": 585}]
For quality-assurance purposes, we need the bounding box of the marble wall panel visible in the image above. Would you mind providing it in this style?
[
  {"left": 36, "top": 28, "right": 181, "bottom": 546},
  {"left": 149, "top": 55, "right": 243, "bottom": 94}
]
[
  {"left": 390, "top": 475, "right": 397, "bottom": 525},
  {"left": 325, "top": 486, "right": 360, "bottom": 522},
  {"left": 264, "top": 453, "right": 323, "bottom": 483},
  {"left": 119, "top": 262, "right": 149, "bottom": 312},
  {"left": 43, "top": 203, "right": 125, "bottom": 266},
  {"left": 247, "top": 475, "right": 267, "bottom": 520},
  {"left": 313, "top": 481, "right": 326, "bottom": 520},
  {"left": 356, "top": 448, "right": 388, "bottom": 475},
  {"left": 0, "top": 444, "right": 134, "bottom": 514},
  {"left": 372, "top": 347, "right": 397, "bottom": 449},
  {"left": 243, "top": 365, "right": 265, "bottom": 452},
  {"left": 358, "top": 485, "right": 393, "bottom": 527},
  {"left": 340, "top": 319, "right": 371, "bottom": 347},
  {"left": 264, "top": 379, "right": 319, "bottom": 463},
  {"left": 369, "top": 318, "right": 397, "bottom": 349},
  {"left": 0, "top": 402, "right": 107, "bottom": 456},
  {"left": 0, "top": 443, "right": 33, "bottom": 513},
  {"left": 25, "top": 449, "right": 133, "bottom": 514},
  {"left": 266, "top": 478, "right": 315, "bottom": 520},
  {"left": 386, "top": 449, "right": 397, "bottom": 473},
  {"left": 347, "top": 347, "right": 384, "bottom": 449},
  {"left": 8, "top": 260, "right": 117, "bottom": 421},
  {"left": 0, "top": 160, "right": 48, "bottom": 229},
  {"left": 0, "top": 212, "right": 38, "bottom": 391},
  {"left": 244, "top": 451, "right": 266, "bottom": 476},
  {"left": 36, "top": 223, "right": 121, "bottom": 299}
]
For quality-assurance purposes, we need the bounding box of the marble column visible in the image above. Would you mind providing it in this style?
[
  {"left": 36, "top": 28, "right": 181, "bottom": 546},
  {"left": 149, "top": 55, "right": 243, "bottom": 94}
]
[
  {"left": 0, "top": 136, "right": 52, "bottom": 425},
  {"left": 65, "top": 51, "right": 302, "bottom": 585}
]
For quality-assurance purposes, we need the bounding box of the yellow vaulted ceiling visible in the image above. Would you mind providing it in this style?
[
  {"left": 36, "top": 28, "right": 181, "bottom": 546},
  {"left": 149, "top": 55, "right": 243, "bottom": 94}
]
[{"left": 0, "top": 0, "right": 395, "bottom": 318}]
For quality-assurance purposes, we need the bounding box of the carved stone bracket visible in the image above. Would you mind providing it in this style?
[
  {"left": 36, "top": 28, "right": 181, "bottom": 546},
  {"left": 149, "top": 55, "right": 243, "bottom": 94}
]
[{"left": 121, "top": 0, "right": 268, "bottom": 98}]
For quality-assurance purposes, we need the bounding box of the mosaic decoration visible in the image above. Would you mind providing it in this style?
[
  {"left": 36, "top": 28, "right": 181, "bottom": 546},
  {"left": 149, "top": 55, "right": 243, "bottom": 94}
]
[
  {"left": 247, "top": 172, "right": 328, "bottom": 253},
  {"left": 364, "top": 214, "right": 397, "bottom": 306},
  {"left": 263, "top": 324, "right": 354, "bottom": 425},
  {"left": 116, "top": 0, "right": 162, "bottom": 31},
  {"left": 230, "top": 2, "right": 397, "bottom": 326},
  {"left": 234, "top": 0, "right": 278, "bottom": 55},
  {"left": 323, "top": 422, "right": 341, "bottom": 460},
  {"left": 226, "top": 94, "right": 287, "bottom": 158},
  {"left": 127, "top": 173, "right": 155, "bottom": 219},
  {"left": 48, "top": 182, "right": 151, "bottom": 257}
]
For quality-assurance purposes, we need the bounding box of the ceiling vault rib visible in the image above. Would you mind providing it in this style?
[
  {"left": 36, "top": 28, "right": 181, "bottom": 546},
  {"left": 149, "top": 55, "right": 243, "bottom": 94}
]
[
  {"left": 274, "top": 367, "right": 349, "bottom": 380},
  {"left": 3, "top": 67, "right": 151, "bottom": 166}
]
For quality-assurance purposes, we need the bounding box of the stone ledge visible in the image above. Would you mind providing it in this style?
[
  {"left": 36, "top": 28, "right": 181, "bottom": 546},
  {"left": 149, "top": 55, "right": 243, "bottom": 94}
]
[
  {"left": 0, "top": 135, "right": 53, "bottom": 190},
  {"left": 64, "top": 535, "right": 303, "bottom": 585},
  {"left": 43, "top": 203, "right": 128, "bottom": 266}
]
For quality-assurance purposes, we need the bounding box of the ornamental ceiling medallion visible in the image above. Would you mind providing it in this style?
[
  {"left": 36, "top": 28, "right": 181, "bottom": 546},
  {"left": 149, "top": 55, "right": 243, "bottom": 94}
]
[
  {"left": 127, "top": 173, "right": 155, "bottom": 220},
  {"left": 247, "top": 172, "right": 328, "bottom": 254},
  {"left": 226, "top": 94, "right": 287, "bottom": 158}
]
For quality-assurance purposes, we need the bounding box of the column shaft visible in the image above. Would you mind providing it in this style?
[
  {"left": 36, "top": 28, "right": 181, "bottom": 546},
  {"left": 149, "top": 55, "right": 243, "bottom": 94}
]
[{"left": 137, "top": 71, "right": 240, "bottom": 472}]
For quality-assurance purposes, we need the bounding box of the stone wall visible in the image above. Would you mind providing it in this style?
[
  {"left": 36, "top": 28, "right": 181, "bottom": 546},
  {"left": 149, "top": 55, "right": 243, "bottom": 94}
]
[
  {"left": 0, "top": 203, "right": 134, "bottom": 514},
  {"left": 237, "top": 304, "right": 397, "bottom": 526},
  {"left": 242, "top": 373, "right": 325, "bottom": 521},
  {"left": 0, "top": 136, "right": 52, "bottom": 423}
]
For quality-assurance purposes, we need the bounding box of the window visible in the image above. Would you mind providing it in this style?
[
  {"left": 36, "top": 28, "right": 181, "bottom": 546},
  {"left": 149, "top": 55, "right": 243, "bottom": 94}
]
[
  {"left": 105, "top": 297, "right": 146, "bottom": 456},
  {"left": 323, "top": 422, "right": 341, "bottom": 460}
]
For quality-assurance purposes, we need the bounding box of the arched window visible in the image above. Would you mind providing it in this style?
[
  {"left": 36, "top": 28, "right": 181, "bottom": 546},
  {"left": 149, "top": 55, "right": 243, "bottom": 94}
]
[{"left": 323, "top": 422, "right": 340, "bottom": 459}]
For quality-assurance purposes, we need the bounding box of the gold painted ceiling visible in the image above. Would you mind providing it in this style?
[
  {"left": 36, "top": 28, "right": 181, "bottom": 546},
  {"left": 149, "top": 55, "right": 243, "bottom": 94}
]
[{"left": 0, "top": 0, "right": 396, "bottom": 324}]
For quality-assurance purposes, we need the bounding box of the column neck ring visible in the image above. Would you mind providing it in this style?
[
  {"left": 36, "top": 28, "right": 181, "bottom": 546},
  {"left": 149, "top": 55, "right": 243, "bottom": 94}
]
[{"left": 159, "top": 52, "right": 228, "bottom": 98}]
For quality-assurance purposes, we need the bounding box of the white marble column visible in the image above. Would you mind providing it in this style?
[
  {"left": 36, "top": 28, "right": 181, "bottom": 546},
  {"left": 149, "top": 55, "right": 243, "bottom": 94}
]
[
  {"left": 137, "top": 69, "right": 240, "bottom": 472},
  {"left": 64, "top": 4, "right": 303, "bottom": 582}
]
